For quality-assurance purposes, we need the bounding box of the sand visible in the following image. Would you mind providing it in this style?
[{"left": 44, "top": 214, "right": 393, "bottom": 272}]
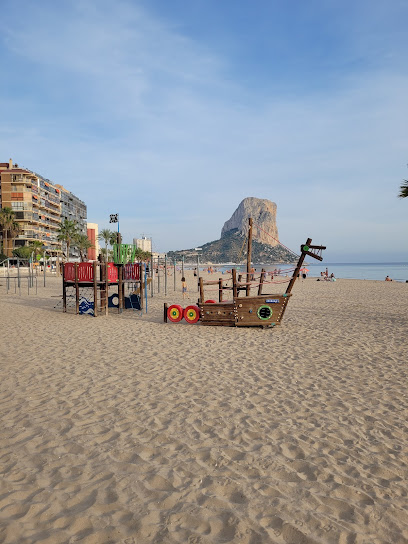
[{"left": 0, "top": 270, "right": 407, "bottom": 544}]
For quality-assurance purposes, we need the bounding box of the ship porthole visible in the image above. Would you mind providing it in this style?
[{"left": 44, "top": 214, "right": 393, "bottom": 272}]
[{"left": 257, "top": 305, "right": 273, "bottom": 320}]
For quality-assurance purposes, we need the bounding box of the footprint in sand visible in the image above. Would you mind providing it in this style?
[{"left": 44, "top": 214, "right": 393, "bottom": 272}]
[
  {"left": 280, "top": 442, "right": 306, "bottom": 460},
  {"left": 145, "top": 474, "right": 175, "bottom": 492}
]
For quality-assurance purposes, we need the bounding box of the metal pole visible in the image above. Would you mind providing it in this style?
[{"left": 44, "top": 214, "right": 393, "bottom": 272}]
[
  {"left": 157, "top": 257, "right": 160, "bottom": 294},
  {"left": 144, "top": 263, "right": 148, "bottom": 313},
  {"left": 164, "top": 254, "right": 167, "bottom": 296},
  {"left": 150, "top": 255, "right": 154, "bottom": 297},
  {"left": 28, "top": 277, "right": 29, "bottom": 295},
  {"left": 182, "top": 256, "right": 184, "bottom": 277},
  {"left": 17, "top": 258, "right": 20, "bottom": 288},
  {"left": 44, "top": 251, "right": 46, "bottom": 287},
  {"left": 31, "top": 252, "right": 34, "bottom": 286},
  {"left": 173, "top": 260, "right": 176, "bottom": 291}
]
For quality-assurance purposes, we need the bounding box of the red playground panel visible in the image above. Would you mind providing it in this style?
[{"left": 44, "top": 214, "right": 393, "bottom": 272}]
[{"left": 64, "top": 262, "right": 123, "bottom": 283}]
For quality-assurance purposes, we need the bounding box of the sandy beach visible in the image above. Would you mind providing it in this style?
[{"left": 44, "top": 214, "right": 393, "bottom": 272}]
[{"left": 0, "top": 271, "right": 407, "bottom": 544}]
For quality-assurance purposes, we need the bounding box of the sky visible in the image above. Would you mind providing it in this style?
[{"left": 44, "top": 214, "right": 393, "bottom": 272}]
[{"left": 1, "top": 0, "right": 407, "bottom": 262}]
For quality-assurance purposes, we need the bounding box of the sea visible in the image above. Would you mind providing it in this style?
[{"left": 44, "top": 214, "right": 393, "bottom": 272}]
[{"left": 206, "top": 262, "right": 408, "bottom": 282}]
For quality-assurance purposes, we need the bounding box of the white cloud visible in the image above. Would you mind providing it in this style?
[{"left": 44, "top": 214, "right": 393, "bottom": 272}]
[{"left": 0, "top": 0, "right": 407, "bottom": 260}]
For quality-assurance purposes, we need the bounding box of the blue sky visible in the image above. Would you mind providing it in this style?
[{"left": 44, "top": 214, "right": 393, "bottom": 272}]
[{"left": 1, "top": 0, "right": 407, "bottom": 262}]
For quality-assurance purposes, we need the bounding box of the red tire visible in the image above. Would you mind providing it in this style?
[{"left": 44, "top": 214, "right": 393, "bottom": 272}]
[
  {"left": 184, "top": 305, "right": 201, "bottom": 324},
  {"left": 205, "top": 299, "right": 216, "bottom": 304},
  {"left": 167, "top": 304, "right": 184, "bottom": 323}
]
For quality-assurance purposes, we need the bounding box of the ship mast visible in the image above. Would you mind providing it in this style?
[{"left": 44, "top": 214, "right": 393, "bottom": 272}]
[{"left": 246, "top": 217, "right": 253, "bottom": 296}]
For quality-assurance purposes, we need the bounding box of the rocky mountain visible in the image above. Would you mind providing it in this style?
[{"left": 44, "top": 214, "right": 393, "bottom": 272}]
[
  {"left": 167, "top": 229, "right": 295, "bottom": 264},
  {"left": 167, "top": 198, "right": 296, "bottom": 264},
  {"left": 221, "top": 197, "right": 278, "bottom": 246}
]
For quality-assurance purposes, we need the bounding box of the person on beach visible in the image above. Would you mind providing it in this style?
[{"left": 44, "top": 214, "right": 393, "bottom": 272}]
[
  {"left": 181, "top": 277, "right": 190, "bottom": 299},
  {"left": 385, "top": 275, "right": 392, "bottom": 281}
]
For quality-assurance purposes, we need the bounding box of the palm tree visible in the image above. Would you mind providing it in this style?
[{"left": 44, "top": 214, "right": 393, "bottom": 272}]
[
  {"left": 9, "top": 220, "right": 21, "bottom": 253},
  {"left": 134, "top": 247, "right": 152, "bottom": 262},
  {"left": 28, "top": 240, "right": 45, "bottom": 262},
  {"left": 398, "top": 180, "right": 408, "bottom": 198},
  {"left": 75, "top": 233, "right": 94, "bottom": 262},
  {"left": 0, "top": 207, "right": 18, "bottom": 257},
  {"left": 97, "top": 228, "right": 114, "bottom": 262},
  {"left": 57, "top": 219, "right": 78, "bottom": 260}
]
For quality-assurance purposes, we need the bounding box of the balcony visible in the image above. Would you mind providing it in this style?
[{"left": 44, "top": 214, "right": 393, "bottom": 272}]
[
  {"left": 14, "top": 212, "right": 33, "bottom": 221},
  {"left": 16, "top": 233, "right": 40, "bottom": 240},
  {"left": 12, "top": 175, "right": 33, "bottom": 185}
]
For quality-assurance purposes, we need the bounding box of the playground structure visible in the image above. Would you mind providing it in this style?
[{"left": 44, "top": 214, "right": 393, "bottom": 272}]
[
  {"left": 165, "top": 218, "right": 326, "bottom": 328},
  {"left": 62, "top": 260, "right": 147, "bottom": 316}
]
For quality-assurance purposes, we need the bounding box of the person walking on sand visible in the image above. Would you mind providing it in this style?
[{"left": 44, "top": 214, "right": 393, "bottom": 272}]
[{"left": 181, "top": 277, "right": 190, "bottom": 299}]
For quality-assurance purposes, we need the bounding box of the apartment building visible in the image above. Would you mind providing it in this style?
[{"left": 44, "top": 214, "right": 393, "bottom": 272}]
[
  {"left": 133, "top": 236, "right": 152, "bottom": 253},
  {"left": 0, "top": 159, "right": 61, "bottom": 256},
  {"left": 55, "top": 184, "right": 87, "bottom": 260},
  {"left": 0, "top": 159, "right": 88, "bottom": 259}
]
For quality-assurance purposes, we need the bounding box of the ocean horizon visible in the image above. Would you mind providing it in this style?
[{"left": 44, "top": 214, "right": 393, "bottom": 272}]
[{"left": 195, "top": 262, "right": 408, "bottom": 282}]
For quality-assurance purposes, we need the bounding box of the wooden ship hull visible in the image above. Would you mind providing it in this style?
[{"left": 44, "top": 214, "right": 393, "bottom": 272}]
[
  {"left": 200, "top": 294, "right": 291, "bottom": 328},
  {"left": 197, "top": 218, "right": 325, "bottom": 328}
]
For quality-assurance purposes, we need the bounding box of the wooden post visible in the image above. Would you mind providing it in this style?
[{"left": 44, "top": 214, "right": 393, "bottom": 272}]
[
  {"left": 164, "top": 254, "right": 167, "bottom": 296},
  {"left": 100, "top": 262, "right": 105, "bottom": 313},
  {"left": 246, "top": 217, "right": 253, "bottom": 296},
  {"left": 164, "top": 302, "right": 168, "bottom": 323},
  {"left": 74, "top": 263, "right": 79, "bottom": 315},
  {"left": 118, "top": 264, "right": 123, "bottom": 313},
  {"left": 93, "top": 261, "right": 98, "bottom": 317},
  {"left": 218, "top": 278, "right": 223, "bottom": 302},
  {"left": 196, "top": 254, "right": 200, "bottom": 292},
  {"left": 258, "top": 268, "right": 266, "bottom": 296},
  {"left": 278, "top": 239, "right": 311, "bottom": 323},
  {"left": 62, "top": 263, "right": 67, "bottom": 312},
  {"left": 285, "top": 238, "right": 311, "bottom": 296},
  {"left": 199, "top": 277, "right": 204, "bottom": 304},
  {"left": 232, "top": 269, "right": 238, "bottom": 298},
  {"left": 105, "top": 261, "right": 109, "bottom": 316}
]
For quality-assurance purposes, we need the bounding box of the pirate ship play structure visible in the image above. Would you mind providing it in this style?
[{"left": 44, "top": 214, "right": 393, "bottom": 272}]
[{"left": 165, "top": 218, "right": 326, "bottom": 328}]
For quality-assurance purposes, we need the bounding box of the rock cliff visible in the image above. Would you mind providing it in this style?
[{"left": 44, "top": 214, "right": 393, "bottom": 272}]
[
  {"left": 221, "top": 197, "right": 278, "bottom": 246},
  {"left": 167, "top": 197, "right": 295, "bottom": 264}
]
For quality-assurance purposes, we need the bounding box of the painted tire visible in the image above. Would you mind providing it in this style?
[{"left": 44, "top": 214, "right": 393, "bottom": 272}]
[
  {"left": 167, "top": 304, "right": 184, "bottom": 323},
  {"left": 184, "top": 305, "right": 201, "bottom": 324},
  {"left": 205, "top": 299, "right": 216, "bottom": 304}
]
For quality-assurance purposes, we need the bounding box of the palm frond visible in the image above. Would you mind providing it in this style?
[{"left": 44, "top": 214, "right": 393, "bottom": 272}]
[{"left": 398, "top": 180, "right": 408, "bottom": 198}]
